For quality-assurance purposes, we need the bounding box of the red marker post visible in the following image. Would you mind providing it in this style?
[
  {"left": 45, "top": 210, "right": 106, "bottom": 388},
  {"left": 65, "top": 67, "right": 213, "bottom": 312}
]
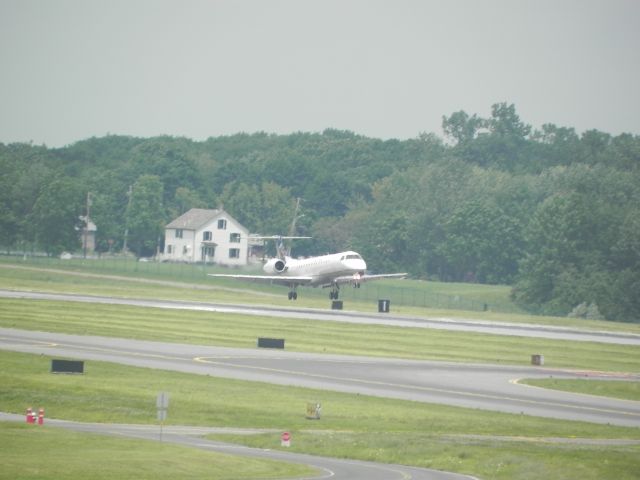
[
  {"left": 26, "top": 407, "right": 34, "bottom": 424},
  {"left": 38, "top": 408, "right": 45, "bottom": 425},
  {"left": 281, "top": 431, "right": 291, "bottom": 447}
]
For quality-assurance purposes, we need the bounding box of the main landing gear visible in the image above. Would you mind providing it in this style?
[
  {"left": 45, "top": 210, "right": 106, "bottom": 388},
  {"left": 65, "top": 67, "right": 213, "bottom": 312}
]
[
  {"left": 288, "top": 289, "right": 298, "bottom": 300},
  {"left": 328, "top": 279, "right": 361, "bottom": 300}
]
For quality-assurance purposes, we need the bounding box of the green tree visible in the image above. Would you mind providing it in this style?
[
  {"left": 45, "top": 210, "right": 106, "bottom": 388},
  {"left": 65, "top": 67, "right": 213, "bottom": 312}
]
[
  {"left": 0, "top": 143, "right": 58, "bottom": 250},
  {"left": 488, "top": 102, "right": 531, "bottom": 139},
  {"left": 125, "top": 175, "right": 164, "bottom": 257},
  {"left": 529, "top": 124, "right": 582, "bottom": 170},
  {"left": 76, "top": 167, "right": 135, "bottom": 253},
  {"left": 606, "top": 210, "right": 640, "bottom": 321},
  {"left": 580, "top": 129, "right": 611, "bottom": 164},
  {"left": 447, "top": 103, "right": 534, "bottom": 171},
  {"left": 353, "top": 210, "right": 411, "bottom": 273},
  {"left": 29, "top": 177, "right": 84, "bottom": 256},
  {"left": 0, "top": 146, "right": 19, "bottom": 248},
  {"left": 220, "top": 181, "right": 296, "bottom": 234},
  {"left": 608, "top": 133, "right": 640, "bottom": 171},
  {"left": 442, "top": 110, "right": 485, "bottom": 145},
  {"left": 129, "top": 137, "right": 202, "bottom": 209},
  {"left": 170, "top": 187, "right": 207, "bottom": 220},
  {"left": 438, "top": 200, "right": 522, "bottom": 283},
  {"left": 513, "top": 191, "right": 597, "bottom": 313},
  {"left": 512, "top": 164, "right": 640, "bottom": 321},
  {"left": 257, "top": 182, "right": 298, "bottom": 235},
  {"left": 220, "top": 182, "right": 262, "bottom": 231}
]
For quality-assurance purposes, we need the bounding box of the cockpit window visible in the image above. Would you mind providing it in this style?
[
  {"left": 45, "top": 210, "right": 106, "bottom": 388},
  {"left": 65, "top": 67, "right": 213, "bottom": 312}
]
[{"left": 345, "top": 254, "right": 362, "bottom": 260}]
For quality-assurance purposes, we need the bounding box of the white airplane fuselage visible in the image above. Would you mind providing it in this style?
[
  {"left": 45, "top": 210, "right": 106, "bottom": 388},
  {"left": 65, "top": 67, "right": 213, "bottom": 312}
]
[
  {"left": 264, "top": 251, "right": 367, "bottom": 287},
  {"left": 209, "top": 246, "right": 404, "bottom": 300}
]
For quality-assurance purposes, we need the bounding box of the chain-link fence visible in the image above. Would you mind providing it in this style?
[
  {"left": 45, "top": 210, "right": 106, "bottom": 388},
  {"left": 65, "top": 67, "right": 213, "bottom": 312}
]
[{"left": 1, "top": 254, "right": 522, "bottom": 314}]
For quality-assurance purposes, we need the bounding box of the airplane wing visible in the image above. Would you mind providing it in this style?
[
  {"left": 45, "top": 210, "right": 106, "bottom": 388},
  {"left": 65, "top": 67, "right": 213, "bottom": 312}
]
[
  {"left": 331, "top": 272, "right": 407, "bottom": 286},
  {"left": 208, "top": 274, "right": 314, "bottom": 288}
]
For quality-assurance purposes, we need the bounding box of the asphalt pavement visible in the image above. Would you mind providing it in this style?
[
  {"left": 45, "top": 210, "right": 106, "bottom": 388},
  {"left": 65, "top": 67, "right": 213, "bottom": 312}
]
[
  {"left": 1, "top": 327, "right": 639, "bottom": 427},
  {"left": 0, "top": 412, "right": 475, "bottom": 480},
  {"left": 2, "top": 289, "right": 639, "bottom": 345},
  {"left": 3, "top": 289, "right": 639, "bottom": 479}
]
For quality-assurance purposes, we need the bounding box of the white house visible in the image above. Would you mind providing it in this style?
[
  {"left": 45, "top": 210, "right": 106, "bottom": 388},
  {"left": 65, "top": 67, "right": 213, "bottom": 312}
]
[{"left": 162, "top": 208, "right": 249, "bottom": 266}]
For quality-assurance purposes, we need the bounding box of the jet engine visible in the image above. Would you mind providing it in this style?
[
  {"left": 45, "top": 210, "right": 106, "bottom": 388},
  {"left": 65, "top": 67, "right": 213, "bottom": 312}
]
[{"left": 263, "top": 258, "right": 287, "bottom": 274}]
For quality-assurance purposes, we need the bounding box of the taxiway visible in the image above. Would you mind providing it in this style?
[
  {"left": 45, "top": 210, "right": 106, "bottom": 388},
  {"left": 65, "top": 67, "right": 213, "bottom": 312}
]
[{"left": 1, "top": 327, "right": 638, "bottom": 427}]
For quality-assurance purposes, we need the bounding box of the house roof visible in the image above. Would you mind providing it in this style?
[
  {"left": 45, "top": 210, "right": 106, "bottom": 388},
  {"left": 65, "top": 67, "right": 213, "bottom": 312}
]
[{"left": 165, "top": 208, "right": 222, "bottom": 230}]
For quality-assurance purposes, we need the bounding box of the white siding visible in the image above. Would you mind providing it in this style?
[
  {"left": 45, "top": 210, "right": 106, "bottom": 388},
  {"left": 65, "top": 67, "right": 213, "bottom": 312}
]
[
  {"left": 163, "top": 228, "right": 197, "bottom": 262},
  {"left": 162, "top": 211, "right": 249, "bottom": 265}
]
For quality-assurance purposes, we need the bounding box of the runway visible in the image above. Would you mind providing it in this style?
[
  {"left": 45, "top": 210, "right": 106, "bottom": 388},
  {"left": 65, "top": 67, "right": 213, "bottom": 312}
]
[
  {"left": 2, "top": 288, "right": 639, "bottom": 479},
  {"left": 0, "top": 413, "right": 474, "bottom": 480},
  {"left": 1, "top": 328, "right": 639, "bottom": 427},
  {"left": 2, "top": 289, "right": 640, "bottom": 345}
]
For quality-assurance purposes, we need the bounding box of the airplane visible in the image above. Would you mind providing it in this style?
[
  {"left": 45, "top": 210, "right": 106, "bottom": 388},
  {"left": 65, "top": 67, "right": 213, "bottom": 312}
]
[{"left": 209, "top": 235, "right": 407, "bottom": 300}]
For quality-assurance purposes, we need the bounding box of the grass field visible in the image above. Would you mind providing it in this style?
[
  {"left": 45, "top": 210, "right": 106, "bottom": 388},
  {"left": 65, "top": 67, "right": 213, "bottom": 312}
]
[
  {"left": 520, "top": 378, "right": 640, "bottom": 402},
  {"left": 1, "top": 259, "right": 639, "bottom": 479},
  {"left": 1, "top": 350, "right": 639, "bottom": 480},
  {"left": 1, "top": 422, "right": 315, "bottom": 480},
  {"left": 2, "top": 260, "right": 640, "bottom": 334},
  {"left": 1, "top": 297, "right": 639, "bottom": 373},
  {"left": 1, "top": 255, "right": 519, "bottom": 312}
]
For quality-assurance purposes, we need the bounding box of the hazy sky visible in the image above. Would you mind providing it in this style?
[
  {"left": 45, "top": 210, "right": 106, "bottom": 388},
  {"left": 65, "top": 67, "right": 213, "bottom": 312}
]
[{"left": 1, "top": 0, "right": 639, "bottom": 147}]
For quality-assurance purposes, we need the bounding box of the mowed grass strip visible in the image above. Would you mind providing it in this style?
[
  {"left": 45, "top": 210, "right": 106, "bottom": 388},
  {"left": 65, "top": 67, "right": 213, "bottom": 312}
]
[
  {"left": 0, "top": 264, "right": 273, "bottom": 305},
  {"left": 1, "top": 422, "right": 315, "bottom": 480},
  {"left": 1, "top": 350, "right": 639, "bottom": 480},
  {"left": 520, "top": 378, "right": 640, "bottom": 401},
  {"left": 3, "top": 261, "right": 640, "bottom": 334},
  {"left": 210, "top": 431, "right": 640, "bottom": 480},
  {"left": 1, "top": 297, "right": 639, "bottom": 373},
  {"left": 2, "top": 350, "right": 638, "bottom": 437}
]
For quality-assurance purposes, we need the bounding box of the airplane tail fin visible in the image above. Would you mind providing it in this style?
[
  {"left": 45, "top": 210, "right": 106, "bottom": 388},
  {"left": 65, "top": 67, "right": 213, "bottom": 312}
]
[
  {"left": 279, "top": 197, "right": 305, "bottom": 258},
  {"left": 276, "top": 236, "right": 288, "bottom": 260},
  {"left": 254, "top": 198, "right": 310, "bottom": 260}
]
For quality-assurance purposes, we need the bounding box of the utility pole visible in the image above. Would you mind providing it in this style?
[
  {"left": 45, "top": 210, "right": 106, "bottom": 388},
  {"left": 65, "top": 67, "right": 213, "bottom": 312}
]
[
  {"left": 83, "top": 192, "right": 92, "bottom": 259},
  {"left": 288, "top": 197, "right": 303, "bottom": 237},
  {"left": 122, "top": 185, "right": 132, "bottom": 254},
  {"left": 284, "top": 197, "right": 304, "bottom": 256}
]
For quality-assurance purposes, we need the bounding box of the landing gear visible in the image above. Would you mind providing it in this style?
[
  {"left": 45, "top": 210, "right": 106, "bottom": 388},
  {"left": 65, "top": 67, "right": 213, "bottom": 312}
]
[
  {"left": 329, "top": 285, "right": 340, "bottom": 300},
  {"left": 288, "top": 290, "right": 298, "bottom": 300}
]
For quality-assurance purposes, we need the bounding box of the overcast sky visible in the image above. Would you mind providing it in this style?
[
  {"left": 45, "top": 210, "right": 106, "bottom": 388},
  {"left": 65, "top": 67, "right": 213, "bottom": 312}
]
[{"left": 1, "top": 0, "right": 639, "bottom": 147}]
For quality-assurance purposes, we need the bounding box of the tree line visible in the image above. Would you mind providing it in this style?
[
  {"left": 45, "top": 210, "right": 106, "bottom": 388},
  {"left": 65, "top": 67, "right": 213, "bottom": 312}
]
[{"left": 1, "top": 103, "right": 638, "bottom": 321}]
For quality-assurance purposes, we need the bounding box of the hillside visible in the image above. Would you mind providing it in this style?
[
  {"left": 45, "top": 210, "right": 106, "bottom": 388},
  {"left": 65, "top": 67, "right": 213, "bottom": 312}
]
[{"left": 1, "top": 103, "right": 639, "bottom": 321}]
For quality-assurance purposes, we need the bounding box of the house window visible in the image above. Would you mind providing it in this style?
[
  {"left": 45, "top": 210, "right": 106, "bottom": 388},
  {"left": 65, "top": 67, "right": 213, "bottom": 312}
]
[
  {"left": 230, "top": 233, "right": 241, "bottom": 243},
  {"left": 175, "top": 229, "right": 183, "bottom": 238},
  {"left": 217, "top": 219, "right": 227, "bottom": 230},
  {"left": 229, "top": 248, "right": 240, "bottom": 259},
  {"left": 203, "top": 231, "right": 212, "bottom": 241},
  {"left": 166, "top": 245, "right": 173, "bottom": 254}
]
